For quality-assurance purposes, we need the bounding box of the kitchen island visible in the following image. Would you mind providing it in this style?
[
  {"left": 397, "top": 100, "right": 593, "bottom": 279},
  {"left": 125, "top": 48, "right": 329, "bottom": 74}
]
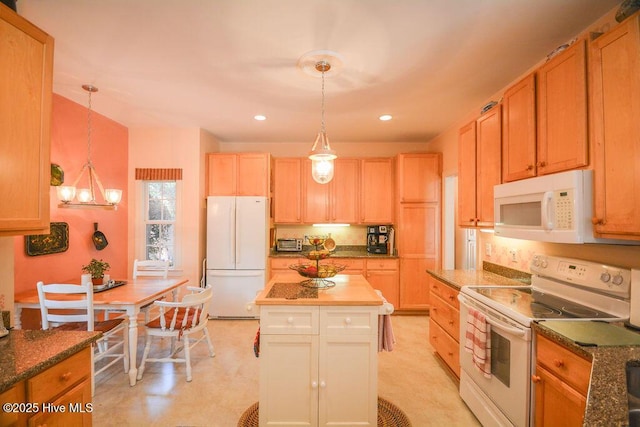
[{"left": 255, "top": 272, "right": 384, "bottom": 427}]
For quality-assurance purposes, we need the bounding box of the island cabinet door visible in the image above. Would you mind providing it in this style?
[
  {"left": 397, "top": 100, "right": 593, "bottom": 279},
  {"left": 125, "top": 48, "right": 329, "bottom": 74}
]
[
  {"left": 318, "top": 334, "right": 378, "bottom": 427},
  {"left": 259, "top": 334, "right": 319, "bottom": 427}
]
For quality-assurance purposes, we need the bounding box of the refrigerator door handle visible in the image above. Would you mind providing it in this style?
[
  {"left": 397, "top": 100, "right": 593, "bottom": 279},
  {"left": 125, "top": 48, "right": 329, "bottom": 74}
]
[
  {"left": 207, "top": 270, "right": 264, "bottom": 277},
  {"left": 229, "top": 202, "right": 236, "bottom": 261}
]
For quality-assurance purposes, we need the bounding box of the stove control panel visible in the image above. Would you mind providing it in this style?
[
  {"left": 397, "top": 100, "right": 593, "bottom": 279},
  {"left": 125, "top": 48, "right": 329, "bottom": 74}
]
[{"left": 531, "top": 254, "right": 631, "bottom": 298}]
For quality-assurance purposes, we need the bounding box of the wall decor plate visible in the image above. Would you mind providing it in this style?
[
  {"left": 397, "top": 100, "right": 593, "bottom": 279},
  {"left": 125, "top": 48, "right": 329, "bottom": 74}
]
[{"left": 25, "top": 222, "right": 69, "bottom": 256}]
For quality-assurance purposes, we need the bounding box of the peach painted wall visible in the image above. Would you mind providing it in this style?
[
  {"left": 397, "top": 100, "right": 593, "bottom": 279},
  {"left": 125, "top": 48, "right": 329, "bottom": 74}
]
[
  {"left": 13, "top": 94, "right": 129, "bottom": 295},
  {"left": 127, "top": 127, "right": 219, "bottom": 287}
]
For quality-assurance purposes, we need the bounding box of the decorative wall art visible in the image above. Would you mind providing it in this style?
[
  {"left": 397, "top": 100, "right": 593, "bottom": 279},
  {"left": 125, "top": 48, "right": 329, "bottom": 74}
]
[{"left": 25, "top": 222, "right": 69, "bottom": 256}]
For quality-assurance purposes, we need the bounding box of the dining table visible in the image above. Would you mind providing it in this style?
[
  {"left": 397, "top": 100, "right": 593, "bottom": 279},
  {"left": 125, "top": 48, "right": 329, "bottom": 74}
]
[{"left": 13, "top": 277, "right": 189, "bottom": 386}]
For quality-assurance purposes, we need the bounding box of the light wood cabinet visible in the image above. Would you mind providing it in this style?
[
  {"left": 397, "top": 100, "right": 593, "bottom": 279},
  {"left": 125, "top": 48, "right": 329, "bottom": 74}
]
[
  {"left": 396, "top": 153, "right": 440, "bottom": 203},
  {"left": 590, "top": 14, "right": 640, "bottom": 240},
  {"left": 273, "top": 158, "right": 302, "bottom": 223},
  {"left": 0, "top": 5, "right": 53, "bottom": 236},
  {"left": 458, "top": 106, "right": 502, "bottom": 228},
  {"left": 458, "top": 120, "right": 477, "bottom": 228},
  {"left": 428, "top": 277, "right": 460, "bottom": 378},
  {"left": 502, "top": 73, "right": 537, "bottom": 183},
  {"left": 361, "top": 158, "right": 395, "bottom": 224},
  {"left": 533, "top": 333, "right": 591, "bottom": 427},
  {"left": 537, "top": 39, "right": 588, "bottom": 175},
  {"left": 397, "top": 203, "right": 440, "bottom": 310},
  {"left": 365, "top": 258, "right": 399, "bottom": 308},
  {"left": 337, "top": 258, "right": 365, "bottom": 275},
  {"left": 302, "top": 159, "right": 359, "bottom": 224},
  {"left": 206, "top": 153, "right": 271, "bottom": 196},
  {"left": 396, "top": 153, "right": 441, "bottom": 311},
  {"left": 259, "top": 305, "right": 378, "bottom": 427},
  {"left": 0, "top": 347, "right": 93, "bottom": 427}
]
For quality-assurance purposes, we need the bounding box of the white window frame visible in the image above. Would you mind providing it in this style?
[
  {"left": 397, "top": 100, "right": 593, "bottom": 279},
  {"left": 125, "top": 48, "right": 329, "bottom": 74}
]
[{"left": 135, "top": 180, "right": 183, "bottom": 269}]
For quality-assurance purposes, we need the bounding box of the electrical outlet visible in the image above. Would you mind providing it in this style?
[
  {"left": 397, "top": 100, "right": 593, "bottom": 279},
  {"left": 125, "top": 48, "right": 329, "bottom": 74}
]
[
  {"left": 509, "top": 248, "right": 518, "bottom": 262},
  {"left": 485, "top": 243, "right": 492, "bottom": 257}
]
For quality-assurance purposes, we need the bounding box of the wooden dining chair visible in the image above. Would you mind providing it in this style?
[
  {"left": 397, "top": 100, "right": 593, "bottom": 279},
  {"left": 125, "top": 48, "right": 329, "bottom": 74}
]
[
  {"left": 36, "top": 281, "right": 129, "bottom": 396},
  {"left": 133, "top": 259, "right": 170, "bottom": 323},
  {"left": 136, "top": 285, "right": 215, "bottom": 382}
]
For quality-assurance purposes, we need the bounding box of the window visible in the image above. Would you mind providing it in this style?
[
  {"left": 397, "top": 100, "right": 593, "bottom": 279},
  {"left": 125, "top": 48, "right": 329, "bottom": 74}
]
[{"left": 143, "top": 181, "right": 177, "bottom": 265}]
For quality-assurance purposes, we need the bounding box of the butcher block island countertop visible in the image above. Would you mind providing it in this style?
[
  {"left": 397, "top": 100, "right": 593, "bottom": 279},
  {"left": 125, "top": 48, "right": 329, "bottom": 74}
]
[{"left": 255, "top": 272, "right": 384, "bottom": 306}]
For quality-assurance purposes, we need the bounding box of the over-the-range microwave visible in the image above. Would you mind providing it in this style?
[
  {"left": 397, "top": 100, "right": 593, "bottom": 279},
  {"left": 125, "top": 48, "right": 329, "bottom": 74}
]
[{"left": 494, "top": 170, "right": 637, "bottom": 245}]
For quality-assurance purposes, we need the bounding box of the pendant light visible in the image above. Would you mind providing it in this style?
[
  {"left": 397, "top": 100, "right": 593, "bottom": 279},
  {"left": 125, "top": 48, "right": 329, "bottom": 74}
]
[
  {"left": 308, "top": 60, "right": 337, "bottom": 184},
  {"left": 57, "top": 85, "right": 122, "bottom": 210}
]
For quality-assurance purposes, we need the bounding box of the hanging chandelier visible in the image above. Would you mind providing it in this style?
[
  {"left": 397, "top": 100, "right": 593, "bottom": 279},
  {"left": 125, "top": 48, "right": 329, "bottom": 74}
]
[
  {"left": 56, "top": 85, "right": 122, "bottom": 210},
  {"left": 308, "top": 60, "right": 337, "bottom": 184}
]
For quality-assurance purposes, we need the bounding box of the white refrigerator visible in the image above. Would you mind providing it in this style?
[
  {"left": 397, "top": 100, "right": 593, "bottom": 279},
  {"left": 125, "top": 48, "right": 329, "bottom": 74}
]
[{"left": 206, "top": 196, "right": 268, "bottom": 318}]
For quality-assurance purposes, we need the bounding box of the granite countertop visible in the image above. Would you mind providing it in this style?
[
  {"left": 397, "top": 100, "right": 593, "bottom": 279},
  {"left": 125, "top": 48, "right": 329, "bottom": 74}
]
[
  {"left": 0, "top": 329, "right": 101, "bottom": 393},
  {"left": 534, "top": 321, "right": 640, "bottom": 427},
  {"left": 426, "top": 261, "right": 532, "bottom": 290},
  {"left": 270, "top": 245, "right": 398, "bottom": 259},
  {"left": 255, "top": 272, "right": 383, "bottom": 306}
]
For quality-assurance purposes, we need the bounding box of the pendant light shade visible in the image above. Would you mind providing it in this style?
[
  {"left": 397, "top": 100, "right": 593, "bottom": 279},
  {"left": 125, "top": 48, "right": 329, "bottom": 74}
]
[
  {"left": 57, "top": 85, "right": 122, "bottom": 210},
  {"left": 308, "top": 60, "right": 337, "bottom": 184}
]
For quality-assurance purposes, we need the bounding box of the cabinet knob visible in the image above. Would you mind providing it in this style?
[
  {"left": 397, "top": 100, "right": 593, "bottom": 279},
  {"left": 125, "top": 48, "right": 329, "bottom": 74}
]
[
  {"left": 312, "top": 381, "right": 318, "bottom": 389},
  {"left": 526, "top": 164, "right": 534, "bottom": 171},
  {"left": 537, "top": 161, "right": 547, "bottom": 167},
  {"left": 320, "top": 381, "right": 326, "bottom": 388},
  {"left": 553, "top": 359, "right": 564, "bottom": 368},
  {"left": 448, "top": 320, "right": 455, "bottom": 326},
  {"left": 448, "top": 295, "right": 455, "bottom": 301},
  {"left": 531, "top": 375, "right": 541, "bottom": 383},
  {"left": 60, "top": 371, "right": 72, "bottom": 382},
  {"left": 287, "top": 317, "right": 294, "bottom": 324},
  {"left": 344, "top": 317, "right": 352, "bottom": 325},
  {"left": 591, "top": 217, "right": 606, "bottom": 226}
]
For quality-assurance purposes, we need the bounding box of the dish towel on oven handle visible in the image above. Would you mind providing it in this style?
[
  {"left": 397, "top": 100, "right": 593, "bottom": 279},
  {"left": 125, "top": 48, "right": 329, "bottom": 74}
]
[
  {"left": 376, "top": 290, "right": 396, "bottom": 351},
  {"left": 464, "top": 307, "right": 491, "bottom": 378}
]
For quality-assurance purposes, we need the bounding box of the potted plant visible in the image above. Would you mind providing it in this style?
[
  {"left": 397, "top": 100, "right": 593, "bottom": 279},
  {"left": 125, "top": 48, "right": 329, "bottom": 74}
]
[{"left": 82, "top": 258, "right": 111, "bottom": 285}]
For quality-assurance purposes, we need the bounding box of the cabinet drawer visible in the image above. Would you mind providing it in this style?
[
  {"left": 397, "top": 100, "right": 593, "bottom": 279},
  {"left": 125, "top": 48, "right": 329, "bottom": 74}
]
[
  {"left": 27, "top": 347, "right": 91, "bottom": 403},
  {"left": 320, "top": 307, "right": 378, "bottom": 336},
  {"left": 430, "top": 279, "right": 459, "bottom": 309},
  {"left": 270, "top": 257, "right": 305, "bottom": 269},
  {"left": 430, "top": 294, "right": 460, "bottom": 341},
  {"left": 336, "top": 258, "right": 366, "bottom": 271},
  {"left": 365, "top": 258, "right": 398, "bottom": 270},
  {"left": 429, "top": 319, "right": 460, "bottom": 378},
  {"left": 260, "top": 306, "right": 319, "bottom": 335},
  {"left": 536, "top": 334, "right": 591, "bottom": 395}
]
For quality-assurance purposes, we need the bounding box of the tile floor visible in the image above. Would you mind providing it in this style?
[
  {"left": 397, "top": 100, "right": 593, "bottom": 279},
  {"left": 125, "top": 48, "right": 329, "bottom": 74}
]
[{"left": 93, "top": 315, "right": 481, "bottom": 426}]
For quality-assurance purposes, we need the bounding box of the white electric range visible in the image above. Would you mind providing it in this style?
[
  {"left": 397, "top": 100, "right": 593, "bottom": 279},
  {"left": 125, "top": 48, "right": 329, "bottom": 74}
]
[{"left": 457, "top": 254, "right": 631, "bottom": 427}]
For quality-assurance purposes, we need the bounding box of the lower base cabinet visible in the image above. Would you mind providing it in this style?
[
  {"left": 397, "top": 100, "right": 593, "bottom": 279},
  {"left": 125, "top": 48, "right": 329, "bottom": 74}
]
[
  {"left": 428, "top": 277, "right": 460, "bottom": 378},
  {"left": 0, "top": 347, "right": 93, "bottom": 427},
  {"left": 533, "top": 333, "right": 591, "bottom": 427},
  {"left": 259, "top": 305, "right": 378, "bottom": 427}
]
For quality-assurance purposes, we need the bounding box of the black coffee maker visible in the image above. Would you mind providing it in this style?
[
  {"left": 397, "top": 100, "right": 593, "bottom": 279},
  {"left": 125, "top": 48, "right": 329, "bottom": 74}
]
[{"left": 367, "top": 225, "right": 389, "bottom": 254}]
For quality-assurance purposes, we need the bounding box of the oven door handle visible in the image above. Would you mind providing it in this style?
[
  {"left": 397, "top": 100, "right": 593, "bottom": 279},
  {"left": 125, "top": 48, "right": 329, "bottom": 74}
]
[{"left": 458, "top": 294, "right": 527, "bottom": 337}]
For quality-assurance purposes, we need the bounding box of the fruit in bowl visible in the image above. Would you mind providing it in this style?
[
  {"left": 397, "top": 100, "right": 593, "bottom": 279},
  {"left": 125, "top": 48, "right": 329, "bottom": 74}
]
[
  {"left": 290, "top": 263, "right": 345, "bottom": 278},
  {"left": 306, "top": 249, "right": 330, "bottom": 260},
  {"left": 307, "top": 235, "right": 327, "bottom": 246}
]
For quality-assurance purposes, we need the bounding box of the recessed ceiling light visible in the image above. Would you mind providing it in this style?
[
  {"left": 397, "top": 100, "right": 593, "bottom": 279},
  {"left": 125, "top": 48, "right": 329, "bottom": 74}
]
[
  {"left": 379, "top": 114, "right": 392, "bottom": 121},
  {"left": 254, "top": 115, "right": 266, "bottom": 121}
]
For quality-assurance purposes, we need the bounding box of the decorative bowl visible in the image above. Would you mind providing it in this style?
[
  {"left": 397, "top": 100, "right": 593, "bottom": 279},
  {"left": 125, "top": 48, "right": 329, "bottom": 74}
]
[
  {"left": 305, "top": 249, "right": 331, "bottom": 260},
  {"left": 289, "top": 263, "right": 345, "bottom": 278},
  {"left": 307, "top": 235, "right": 327, "bottom": 246}
]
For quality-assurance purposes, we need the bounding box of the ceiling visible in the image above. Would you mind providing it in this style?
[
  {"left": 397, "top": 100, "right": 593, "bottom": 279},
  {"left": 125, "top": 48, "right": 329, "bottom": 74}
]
[{"left": 19, "top": 0, "right": 621, "bottom": 143}]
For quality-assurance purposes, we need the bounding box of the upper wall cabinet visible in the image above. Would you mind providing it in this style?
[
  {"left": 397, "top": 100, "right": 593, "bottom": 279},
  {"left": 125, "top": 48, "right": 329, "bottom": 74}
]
[
  {"left": 361, "top": 158, "right": 395, "bottom": 224},
  {"left": 396, "top": 153, "right": 441, "bottom": 203},
  {"left": 459, "top": 105, "right": 502, "bottom": 228},
  {"left": 502, "top": 73, "right": 537, "bottom": 183},
  {"left": 206, "top": 153, "right": 271, "bottom": 197},
  {"left": 302, "top": 159, "right": 360, "bottom": 224},
  {"left": 502, "top": 40, "right": 589, "bottom": 184},
  {"left": 589, "top": 14, "right": 640, "bottom": 240},
  {"left": 273, "top": 158, "right": 302, "bottom": 223},
  {"left": 536, "top": 39, "right": 588, "bottom": 175},
  {"left": 0, "top": 6, "right": 53, "bottom": 236}
]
